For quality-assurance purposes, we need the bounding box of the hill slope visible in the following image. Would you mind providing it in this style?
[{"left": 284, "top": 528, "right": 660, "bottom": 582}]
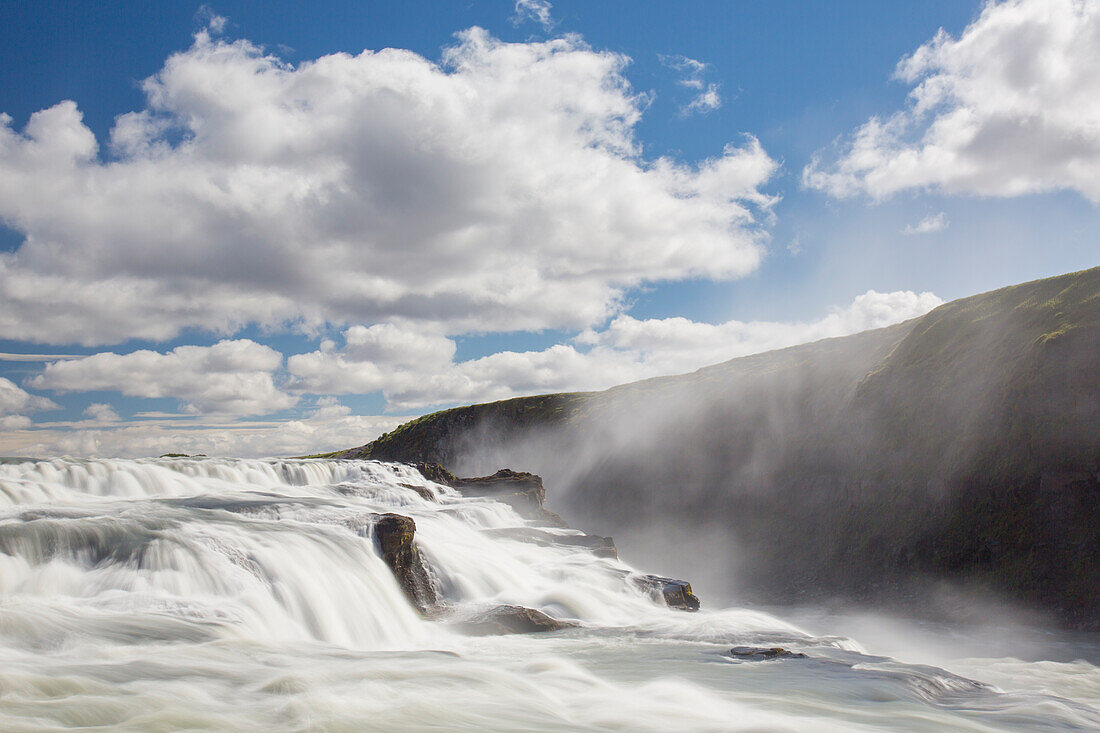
[{"left": 335, "top": 268, "right": 1100, "bottom": 626}]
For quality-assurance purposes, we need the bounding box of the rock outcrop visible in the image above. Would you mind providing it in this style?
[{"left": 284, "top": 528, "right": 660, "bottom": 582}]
[
  {"left": 370, "top": 513, "right": 438, "bottom": 616},
  {"left": 453, "top": 605, "right": 577, "bottom": 635},
  {"left": 632, "top": 574, "right": 701, "bottom": 611},
  {"left": 419, "top": 465, "right": 566, "bottom": 527},
  {"left": 727, "top": 647, "right": 807, "bottom": 661}
]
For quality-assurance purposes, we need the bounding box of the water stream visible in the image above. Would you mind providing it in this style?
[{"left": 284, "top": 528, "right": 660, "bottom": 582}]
[{"left": 0, "top": 457, "right": 1097, "bottom": 731}]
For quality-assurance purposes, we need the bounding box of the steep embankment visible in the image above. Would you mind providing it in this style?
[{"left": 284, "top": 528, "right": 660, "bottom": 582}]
[{"left": 336, "top": 268, "right": 1100, "bottom": 626}]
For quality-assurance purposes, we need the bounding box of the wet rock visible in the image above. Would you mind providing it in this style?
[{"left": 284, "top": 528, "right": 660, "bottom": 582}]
[
  {"left": 398, "top": 483, "right": 437, "bottom": 501},
  {"left": 482, "top": 527, "right": 618, "bottom": 559},
  {"left": 371, "top": 513, "right": 439, "bottom": 616},
  {"left": 428, "top": 466, "right": 566, "bottom": 527},
  {"left": 454, "top": 605, "right": 577, "bottom": 635},
  {"left": 452, "top": 468, "right": 545, "bottom": 505},
  {"left": 727, "top": 646, "right": 807, "bottom": 661},
  {"left": 632, "top": 574, "right": 701, "bottom": 611}
]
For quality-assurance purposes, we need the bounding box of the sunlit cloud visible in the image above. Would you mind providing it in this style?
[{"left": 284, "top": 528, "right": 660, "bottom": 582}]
[{"left": 804, "top": 0, "right": 1100, "bottom": 201}]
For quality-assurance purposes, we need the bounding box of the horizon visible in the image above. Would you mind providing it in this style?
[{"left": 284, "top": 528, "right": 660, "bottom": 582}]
[{"left": 1, "top": 0, "right": 1097, "bottom": 457}]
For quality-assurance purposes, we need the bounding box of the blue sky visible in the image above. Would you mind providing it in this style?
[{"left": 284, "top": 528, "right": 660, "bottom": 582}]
[{"left": 0, "top": 0, "right": 1096, "bottom": 457}]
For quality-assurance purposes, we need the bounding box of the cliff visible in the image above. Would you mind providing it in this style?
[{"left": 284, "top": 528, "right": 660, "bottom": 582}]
[{"left": 334, "top": 267, "right": 1100, "bottom": 626}]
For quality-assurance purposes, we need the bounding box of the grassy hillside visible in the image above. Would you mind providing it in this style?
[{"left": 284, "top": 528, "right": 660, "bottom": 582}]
[{"left": 335, "top": 267, "right": 1100, "bottom": 626}]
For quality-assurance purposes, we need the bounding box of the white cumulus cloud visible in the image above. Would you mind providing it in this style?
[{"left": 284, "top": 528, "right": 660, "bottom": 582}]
[
  {"left": 83, "top": 403, "right": 121, "bottom": 423},
  {"left": 804, "top": 0, "right": 1100, "bottom": 201},
  {"left": 0, "top": 377, "right": 58, "bottom": 423},
  {"left": 0, "top": 26, "right": 776, "bottom": 346},
  {"left": 29, "top": 340, "right": 295, "bottom": 416}
]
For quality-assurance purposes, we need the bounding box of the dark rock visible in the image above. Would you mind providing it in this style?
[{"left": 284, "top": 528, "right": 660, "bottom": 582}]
[
  {"left": 415, "top": 462, "right": 458, "bottom": 486},
  {"left": 632, "top": 574, "right": 701, "bottom": 611},
  {"left": 371, "top": 513, "right": 438, "bottom": 616},
  {"left": 454, "top": 605, "right": 577, "bottom": 635},
  {"left": 728, "top": 646, "right": 807, "bottom": 661},
  {"left": 448, "top": 468, "right": 566, "bottom": 526},
  {"left": 452, "top": 469, "right": 545, "bottom": 506},
  {"left": 482, "top": 527, "right": 618, "bottom": 558},
  {"left": 398, "top": 483, "right": 438, "bottom": 501}
]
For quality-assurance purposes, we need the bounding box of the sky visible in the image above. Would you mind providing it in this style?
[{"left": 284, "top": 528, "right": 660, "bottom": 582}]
[{"left": 0, "top": 0, "right": 1096, "bottom": 457}]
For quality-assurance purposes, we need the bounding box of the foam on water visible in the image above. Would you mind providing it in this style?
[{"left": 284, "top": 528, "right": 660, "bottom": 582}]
[{"left": 0, "top": 457, "right": 1097, "bottom": 731}]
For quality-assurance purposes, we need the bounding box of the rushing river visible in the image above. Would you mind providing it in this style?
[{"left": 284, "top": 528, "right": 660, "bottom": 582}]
[{"left": 0, "top": 457, "right": 1097, "bottom": 731}]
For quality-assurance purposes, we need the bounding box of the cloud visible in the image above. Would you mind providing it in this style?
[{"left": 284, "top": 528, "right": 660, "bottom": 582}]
[
  {"left": 29, "top": 340, "right": 295, "bottom": 416},
  {"left": 660, "top": 54, "right": 722, "bottom": 115},
  {"left": 512, "top": 0, "right": 556, "bottom": 30},
  {"left": 0, "top": 402, "right": 413, "bottom": 459},
  {"left": 195, "top": 5, "right": 228, "bottom": 35},
  {"left": 0, "top": 377, "right": 58, "bottom": 419},
  {"left": 83, "top": 403, "right": 121, "bottom": 423},
  {"left": 288, "top": 290, "right": 943, "bottom": 410},
  {"left": 0, "top": 26, "right": 776, "bottom": 346},
  {"left": 902, "top": 212, "right": 949, "bottom": 235},
  {"left": 574, "top": 288, "right": 944, "bottom": 375},
  {"left": 0, "top": 415, "right": 33, "bottom": 430},
  {"left": 804, "top": 0, "right": 1100, "bottom": 201},
  {"left": 0, "top": 353, "right": 84, "bottom": 362}
]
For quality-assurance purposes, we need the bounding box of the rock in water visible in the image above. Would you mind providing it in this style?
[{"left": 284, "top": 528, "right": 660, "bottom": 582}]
[
  {"left": 454, "top": 605, "right": 576, "bottom": 635},
  {"left": 633, "top": 574, "right": 702, "bottom": 611},
  {"left": 372, "top": 513, "right": 438, "bottom": 616},
  {"left": 728, "top": 647, "right": 807, "bottom": 661}
]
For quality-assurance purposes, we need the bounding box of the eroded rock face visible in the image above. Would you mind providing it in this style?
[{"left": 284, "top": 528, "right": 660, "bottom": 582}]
[
  {"left": 418, "top": 464, "right": 566, "bottom": 526},
  {"left": 371, "top": 513, "right": 438, "bottom": 616},
  {"left": 453, "top": 605, "right": 577, "bottom": 635},
  {"left": 632, "top": 574, "right": 701, "bottom": 611}
]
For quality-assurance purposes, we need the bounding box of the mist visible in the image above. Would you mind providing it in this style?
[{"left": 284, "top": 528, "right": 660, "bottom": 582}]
[{"left": 431, "top": 270, "right": 1100, "bottom": 628}]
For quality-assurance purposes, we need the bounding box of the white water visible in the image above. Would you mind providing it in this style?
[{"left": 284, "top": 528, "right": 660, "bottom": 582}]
[{"left": 0, "top": 457, "right": 1097, "bottom": 731}]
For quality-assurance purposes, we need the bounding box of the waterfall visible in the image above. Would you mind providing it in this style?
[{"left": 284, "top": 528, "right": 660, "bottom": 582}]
[{"left": 0, "top": 457, "right": 1097, "bottom": 731}]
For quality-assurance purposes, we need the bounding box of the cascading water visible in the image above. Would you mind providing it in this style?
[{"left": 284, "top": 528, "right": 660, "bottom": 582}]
[{"left": 0, "top": 457, "right": 1097, "bottom": 731}]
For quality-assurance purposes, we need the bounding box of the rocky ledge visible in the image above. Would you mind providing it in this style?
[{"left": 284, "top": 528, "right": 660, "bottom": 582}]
[
  {"left": 417, "top": 464, "right": 566, "bottom": 526},
  {"left": 367, "top": 464, "right": 701, "bottom": 632}
]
